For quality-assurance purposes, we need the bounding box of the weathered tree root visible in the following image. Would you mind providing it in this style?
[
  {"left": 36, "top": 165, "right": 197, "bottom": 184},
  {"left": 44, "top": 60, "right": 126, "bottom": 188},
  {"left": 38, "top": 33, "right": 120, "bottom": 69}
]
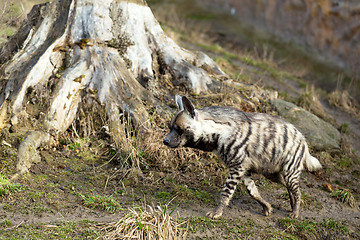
[{"left": 11, "top": 131, "right": 51, "bottom": 180}]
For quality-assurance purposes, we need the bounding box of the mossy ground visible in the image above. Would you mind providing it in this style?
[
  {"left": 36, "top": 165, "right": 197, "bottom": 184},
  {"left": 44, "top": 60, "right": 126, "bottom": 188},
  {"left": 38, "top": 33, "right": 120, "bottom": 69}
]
[{"left": 1, "top": 131, "right": 359, "bottom": 239}]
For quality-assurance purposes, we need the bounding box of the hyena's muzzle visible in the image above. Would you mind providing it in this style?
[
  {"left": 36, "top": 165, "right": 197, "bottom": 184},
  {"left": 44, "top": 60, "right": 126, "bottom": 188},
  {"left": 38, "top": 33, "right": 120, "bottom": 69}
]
[{"left": 163, "top": 129, "right": 182, "bottom": 148}]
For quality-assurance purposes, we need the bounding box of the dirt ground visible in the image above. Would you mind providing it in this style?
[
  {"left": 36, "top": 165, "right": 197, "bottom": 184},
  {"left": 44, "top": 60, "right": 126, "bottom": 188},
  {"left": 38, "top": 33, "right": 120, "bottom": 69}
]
[
  {"left": 1, "top": 0, "right": 360, "bottom": 239},
  {"left": 0, "top": 132, "right": 359, "bottom": 239}
]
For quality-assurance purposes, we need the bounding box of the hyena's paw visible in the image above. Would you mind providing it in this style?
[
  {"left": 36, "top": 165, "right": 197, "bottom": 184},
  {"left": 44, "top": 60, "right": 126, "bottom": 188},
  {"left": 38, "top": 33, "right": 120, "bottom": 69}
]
[
  {"left": 289, "top": 211, "right": 299, "bottom": 219},
  {"left": 263, "top": 203, "right": 273, "bottom": 217},
  {"left": 206, "top": 208, "right": 223, "bottom": 219}
]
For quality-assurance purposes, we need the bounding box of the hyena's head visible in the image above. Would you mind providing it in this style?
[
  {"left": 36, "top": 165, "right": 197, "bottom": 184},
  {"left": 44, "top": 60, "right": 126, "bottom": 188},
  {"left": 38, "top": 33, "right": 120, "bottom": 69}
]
[{"left": 163, "top": 95, "right": 201, "bottom": 148}]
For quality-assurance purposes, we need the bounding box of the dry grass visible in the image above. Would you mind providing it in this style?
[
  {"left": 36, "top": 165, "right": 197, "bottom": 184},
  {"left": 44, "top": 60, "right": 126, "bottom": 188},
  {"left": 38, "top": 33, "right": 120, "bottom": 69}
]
[
  {"left": 328, "top": 90, "right": 360, "bottom": 118},
  {"left": 143, "top": 129, "right": 200, "bottom": 170},
  {"left": 296, "top": 85, "right": 333, "bottom": 122},
  {"left": 98, "top": 204, "right": 186, "bottom": 240},
  {"left": 138, "top": 108, "right": 205, "bottom": 171},
  {"left": 113, "top": 119, "right": 145, "bottom": 169}
]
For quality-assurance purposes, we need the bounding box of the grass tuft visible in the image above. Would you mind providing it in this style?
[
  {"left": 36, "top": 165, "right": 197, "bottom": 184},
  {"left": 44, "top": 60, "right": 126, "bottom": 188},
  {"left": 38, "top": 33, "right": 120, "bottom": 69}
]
[
  {"left": 328, "top": 90, "right": 360, "bottom": 118},
  {"left": 339, "top": 123, "right": 350, "bottom": 134},
  {"left": 80, "top": 193, "right": 123, "bottom": 213},
  {"left": 98, "top": 204, "right": 185, "bottom": 239},
  {"left": 0, "top": 174, "right": 24, "bottom": 196},
  {"left": 331, "top": 189, "right": 356, "bottom": 207},
  {"left": 280, "top": 217, "right": 349, "bottom": 239}
]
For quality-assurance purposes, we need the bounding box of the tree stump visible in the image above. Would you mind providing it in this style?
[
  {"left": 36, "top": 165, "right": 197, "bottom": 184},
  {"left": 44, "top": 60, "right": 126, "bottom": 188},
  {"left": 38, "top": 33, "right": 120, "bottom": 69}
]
[{"left": 0, "top": 0, "right": 226, "bottom": 176}]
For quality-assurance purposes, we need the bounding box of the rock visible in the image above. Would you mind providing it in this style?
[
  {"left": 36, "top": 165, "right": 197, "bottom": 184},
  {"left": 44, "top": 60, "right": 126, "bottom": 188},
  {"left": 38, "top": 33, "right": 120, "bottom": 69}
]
[{"left": 270, "top": 99, "right": 341, "bottom": 151}]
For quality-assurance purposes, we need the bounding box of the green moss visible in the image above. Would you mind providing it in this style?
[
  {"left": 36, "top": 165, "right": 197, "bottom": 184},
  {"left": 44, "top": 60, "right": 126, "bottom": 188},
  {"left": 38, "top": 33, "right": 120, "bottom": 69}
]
[
  {"left": 279, "top": 218, "right": 349, "bottom": 239},
  {"left": 196, "top": 43, "right": 239, "bottom": 59},
  {"left": 172, "top": 185, "right": 214, "bottom": 204},
  {"left": 179, "top": 216, "right": 297, "bottom": 239},
  {"left": 331, "top": 189, "right": 356, "bottom": 207},
  {"left": 0, "top": 175, "right": 24, "bottom": 196},
  {"left": 193, "top": 189, "right": 213, "bottom": 203},
  {"left": 339, "top": 123, "right": 350, "bottom": 134},
  {"left": 338, "top": 156, "right": 353, "bottom": 169},
  {"left": 0, "top": 220, "right": 12, "bottom": 228},
  {"left": 0, "top": 25, "right": 16, "bottom": 37},
  {"left": 200, "top": 179, "right": 209, "bottom": 185},
  {"left": 28, "top": 191, "right": 44, "bottom": 202},
  {"left": 182, "top": 216, "right": 227, "bottom": 233},
  {"left": 80, "top": 193, "right": 123, "bottom": 213},
  {"left": 0, "top": 220, "right": 99, "bottom": 239},
  {"left": 155, "top": 191, "right": 172, "bottom": 200}
]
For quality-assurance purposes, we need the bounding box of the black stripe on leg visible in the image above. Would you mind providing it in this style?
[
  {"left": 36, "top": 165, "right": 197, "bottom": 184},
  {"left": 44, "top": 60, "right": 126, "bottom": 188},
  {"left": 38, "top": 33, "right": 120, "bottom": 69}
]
[
  {"left": 287, "top": 143, "right": 302, "bottom": 172},
  {"left": 222, "top": 188, "right": 231, "bottom": 195},
  {"left": 225, "top": 180, "right": 238, "bottom": 189}
]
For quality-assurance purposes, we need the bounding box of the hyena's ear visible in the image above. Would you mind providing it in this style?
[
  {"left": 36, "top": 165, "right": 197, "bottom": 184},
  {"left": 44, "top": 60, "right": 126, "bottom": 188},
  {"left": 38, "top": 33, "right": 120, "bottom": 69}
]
[
  {"left": 175, "top": 95, "right": 184, "bottom": 111},
  {"left": 182, "top": 96, "right": 197, "bottom": 119}
]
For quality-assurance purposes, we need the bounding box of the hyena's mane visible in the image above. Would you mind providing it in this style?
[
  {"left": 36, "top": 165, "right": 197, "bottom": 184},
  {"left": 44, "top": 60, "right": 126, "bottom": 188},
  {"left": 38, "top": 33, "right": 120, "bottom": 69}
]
[{"left": 200, "top": 106, "right": 255, "bottom": 125}]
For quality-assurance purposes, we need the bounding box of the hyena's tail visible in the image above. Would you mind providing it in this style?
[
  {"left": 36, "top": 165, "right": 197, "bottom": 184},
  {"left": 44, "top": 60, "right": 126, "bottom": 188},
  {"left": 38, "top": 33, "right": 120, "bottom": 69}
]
[{"left": 304, "top": 154, "right": 322, "bottom": 172}]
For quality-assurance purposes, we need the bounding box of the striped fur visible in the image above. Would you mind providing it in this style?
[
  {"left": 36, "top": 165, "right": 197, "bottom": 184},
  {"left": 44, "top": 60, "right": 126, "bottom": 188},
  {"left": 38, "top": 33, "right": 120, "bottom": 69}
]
[{"left": 163, "top": 95, "right": 322, "bottom": 219}]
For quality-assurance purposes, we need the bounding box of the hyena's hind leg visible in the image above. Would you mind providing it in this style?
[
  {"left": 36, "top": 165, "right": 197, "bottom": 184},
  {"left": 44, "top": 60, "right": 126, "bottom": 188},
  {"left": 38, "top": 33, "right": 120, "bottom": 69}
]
[
  {"left": 206, "top": 168, "right": 245, "bottom": 219},
  {"left": 242, "top": 176, "right": 273, "bottom": 216},
  {"left": 284, "top": 172, "right": 301, "bottom": 218},
  {"left": 287, "top": 188, "right": 295, "bottom": 210}
]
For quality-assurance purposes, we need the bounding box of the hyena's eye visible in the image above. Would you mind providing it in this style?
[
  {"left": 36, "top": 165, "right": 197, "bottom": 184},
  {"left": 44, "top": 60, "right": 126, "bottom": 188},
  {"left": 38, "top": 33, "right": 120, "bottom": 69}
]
[{"left": 173, "top": 125, "right": 183, "bottom": 135}]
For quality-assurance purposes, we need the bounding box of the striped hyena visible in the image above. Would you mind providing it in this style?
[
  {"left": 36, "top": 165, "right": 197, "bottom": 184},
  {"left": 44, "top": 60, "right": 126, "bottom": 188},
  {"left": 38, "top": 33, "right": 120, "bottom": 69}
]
[{"left": 163, "top": 95, "right": 322, "bottom": 219}]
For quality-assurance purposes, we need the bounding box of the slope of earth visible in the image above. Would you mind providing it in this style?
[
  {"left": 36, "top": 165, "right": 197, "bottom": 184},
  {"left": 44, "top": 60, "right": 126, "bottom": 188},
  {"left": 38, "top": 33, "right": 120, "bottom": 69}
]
[
  {"left": 0, "top": 0, "right": 49, "bottom": 44},
  {"left": 0, "top": 0, "right": 360, "bottom": 239},
  {"left": 148, "top": 0, "right": 360, "bottom": 155}
]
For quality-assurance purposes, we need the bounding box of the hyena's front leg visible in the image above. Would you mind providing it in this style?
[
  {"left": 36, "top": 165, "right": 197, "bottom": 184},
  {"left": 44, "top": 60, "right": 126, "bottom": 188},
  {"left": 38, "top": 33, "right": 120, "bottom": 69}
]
[
  {"left": 242, "top": 176, "right": 273, "bottom": 216},
  {"left": 206, "top": 168, "right": 244, "bottom": 219}
]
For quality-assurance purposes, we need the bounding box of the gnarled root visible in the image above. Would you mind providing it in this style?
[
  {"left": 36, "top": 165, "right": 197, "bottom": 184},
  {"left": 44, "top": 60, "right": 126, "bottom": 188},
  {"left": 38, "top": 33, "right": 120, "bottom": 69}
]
[{"left": 11, "top": 131, "right": 51, "bottom": 180}]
